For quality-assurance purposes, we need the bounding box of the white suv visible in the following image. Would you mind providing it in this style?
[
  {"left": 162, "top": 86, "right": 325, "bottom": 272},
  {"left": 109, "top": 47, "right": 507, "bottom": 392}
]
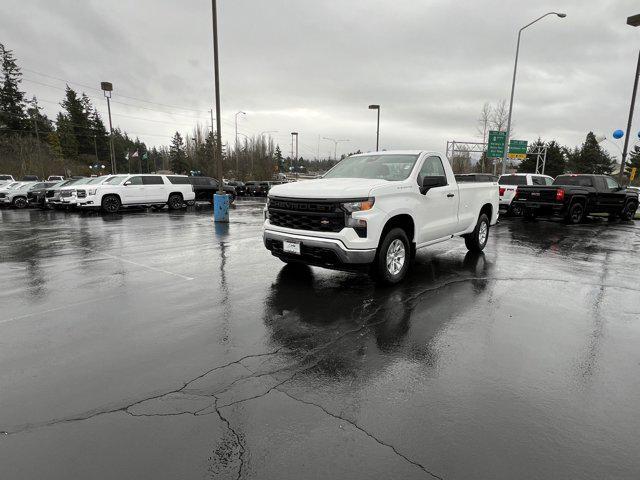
[
  {"left": 498, "top": 173, "right": 554, "bottom": 215},
  {"left": 77, "top": 174, "right": 195, "bottom": 213},
  {"left": 0, "top": 182, "right": 37, "bottom": 208}
]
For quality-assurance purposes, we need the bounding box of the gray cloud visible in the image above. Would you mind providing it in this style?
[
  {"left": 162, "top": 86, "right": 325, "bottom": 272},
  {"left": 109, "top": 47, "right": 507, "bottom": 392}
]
[{"left": 2, "top": 0, "right": 639, "bottom": 159}]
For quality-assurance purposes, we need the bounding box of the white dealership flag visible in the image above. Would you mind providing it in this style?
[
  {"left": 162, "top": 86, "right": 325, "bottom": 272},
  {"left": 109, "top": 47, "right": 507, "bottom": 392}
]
[
  {"left": 124, "top": 151, "right": 129, "bottom": 160},
  {"left": 131, "top": 150, "right": 139, "bottom": 158}
]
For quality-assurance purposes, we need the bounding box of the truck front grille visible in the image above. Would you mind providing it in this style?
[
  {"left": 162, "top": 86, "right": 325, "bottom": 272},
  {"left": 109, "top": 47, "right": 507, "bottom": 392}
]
[
  {"left": 268, "top": 198, "right": 345, "bottom": 232},
  {"left": 60, "top": 190, "right": 73, "bottom": 198},
  {"left": 76, "top": 190, "right": 87, "bottom": 198},
  {"left": 46, "top": 190, "right": 55, "bottom": 198}
]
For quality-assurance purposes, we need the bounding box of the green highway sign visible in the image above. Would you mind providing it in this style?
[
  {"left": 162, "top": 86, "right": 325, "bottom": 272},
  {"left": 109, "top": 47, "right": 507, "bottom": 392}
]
[
  {"left": 487, "top": 130, "right": 506, "bottom": 158},
  {"left": 508, "top": 140, "right": 528, "bottom": 160}
]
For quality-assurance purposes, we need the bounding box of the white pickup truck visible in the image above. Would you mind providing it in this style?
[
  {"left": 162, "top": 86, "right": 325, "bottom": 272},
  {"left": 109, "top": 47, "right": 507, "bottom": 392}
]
[{"left": 263, "top": 151, "right": 499, "bottom": 284}]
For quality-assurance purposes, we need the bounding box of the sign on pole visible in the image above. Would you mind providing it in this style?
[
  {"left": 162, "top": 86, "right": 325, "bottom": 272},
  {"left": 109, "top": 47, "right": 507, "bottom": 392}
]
[
  {"left": 631, "top": 167, "right": 637, "bottom": 181},
  {"left": 487, "top": 131, "right": 506, "bottom": 158},
  {"left": 508, "top": 140, "right": 528, "bottom": 160}
]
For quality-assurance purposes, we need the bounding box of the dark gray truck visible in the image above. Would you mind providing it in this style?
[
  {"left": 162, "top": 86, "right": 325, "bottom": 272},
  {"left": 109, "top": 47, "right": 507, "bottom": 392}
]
[{"left": 512, "top": 174, "right": 638, "bottom": 224}]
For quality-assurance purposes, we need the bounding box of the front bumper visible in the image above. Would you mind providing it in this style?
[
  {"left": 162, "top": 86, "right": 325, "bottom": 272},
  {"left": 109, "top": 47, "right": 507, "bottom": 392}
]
[
  {"left": 264, "top": 229, "right": 376, "bottom": 270},
  {"left": 0, "top": 197, "right": 10, "bottom": 205}
]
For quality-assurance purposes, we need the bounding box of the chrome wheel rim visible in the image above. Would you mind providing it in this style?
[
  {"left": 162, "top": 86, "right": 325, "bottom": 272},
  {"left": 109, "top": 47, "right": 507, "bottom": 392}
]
[
  {"left": 478, "top": 221, "right": 488, "bottom": 245},
  {"left": 386, "top": 239, "right": 406, "bottom": 276}
]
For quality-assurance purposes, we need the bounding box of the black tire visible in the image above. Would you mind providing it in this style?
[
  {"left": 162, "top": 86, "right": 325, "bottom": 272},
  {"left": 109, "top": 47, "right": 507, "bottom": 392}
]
[
  {"left": 509, "top": 204, "right": 523, "bottom": 217},
  {"left": 101, "top": 195, "right": 121, "bottom": 214},
  {"left": 464, "top": 213, "right": 490, "bottom": 253},
  {"left": 371, "top": 227, "right": 411, "bottom": 285},
  {"left": 168, "top": 193, "right": 184, "bottom": 210},
  {"left": 12, "top": 196, "right": 28, "bottom": 209},
  {"left": 619, "top": 201, "right": 637, "bottom": 221},
  {"left": 565, "top": 201, "right": 585, "bottom": 224}
]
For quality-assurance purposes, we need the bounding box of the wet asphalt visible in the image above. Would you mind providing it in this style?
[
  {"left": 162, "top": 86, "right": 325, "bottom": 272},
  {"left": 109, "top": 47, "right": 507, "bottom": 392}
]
[{"left": 1, "top": 201, "right": 639, "bottom": 479}]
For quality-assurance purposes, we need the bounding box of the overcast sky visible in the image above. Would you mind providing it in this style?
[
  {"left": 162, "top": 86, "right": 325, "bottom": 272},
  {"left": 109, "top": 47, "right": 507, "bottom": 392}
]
[{"left": 2, "top": 0, "right": 639, "bottom": 160}]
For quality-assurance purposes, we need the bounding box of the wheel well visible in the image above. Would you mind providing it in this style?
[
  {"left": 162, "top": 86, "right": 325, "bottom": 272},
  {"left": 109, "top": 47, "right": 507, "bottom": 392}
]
[
  {"left": 479, "top": 203, "right": 492, "bottom": 220},
  {"left": 102, "top": 193, "right": 121, "bottom": 203},
  {"left": 169, "top": 192, "right": 183, "bottom": 198},
  {"left": 381, "top": 214, "right": 415, "bottom": 243},
  {"left": 570, "top": 196, "right": 586, "bottom": 206}
]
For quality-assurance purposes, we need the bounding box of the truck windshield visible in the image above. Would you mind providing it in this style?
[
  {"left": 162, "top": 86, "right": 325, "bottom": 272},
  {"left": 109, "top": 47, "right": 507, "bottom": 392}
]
[
  {"left": 498, "top": 175, "right": 527, "bottom": 185},
  {"left": 553, "top": 176, "right": 593, "bottom": 187},
  {"left": 323, "top": 154, "right": 419, "bottom": 181}
]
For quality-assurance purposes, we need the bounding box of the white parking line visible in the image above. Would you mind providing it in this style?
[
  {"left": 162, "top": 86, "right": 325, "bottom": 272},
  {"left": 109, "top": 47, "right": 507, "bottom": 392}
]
[{"left": 95, "top": 251, "right": 195, "bottom": 281}]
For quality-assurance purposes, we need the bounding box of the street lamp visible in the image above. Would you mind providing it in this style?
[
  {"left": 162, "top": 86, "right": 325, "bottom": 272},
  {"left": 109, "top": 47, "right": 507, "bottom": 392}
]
[
  {"left": 234, "top": 110, "right": 246, "bottom": 176},
  {"left": 290, "top": 132, "right": 298, "bottom": 162},
  {"left": 501, "top": 12, "right": 566, "bottom": 175},
  {"left": 618, "top": 14, "right": 640, "bottom": 182},
  {"left": 323, "top": 137, "right": 350, "bottom": 161},
  {"left": 101, "top": 81, "right": 116, "bottom": 174},
  {"left": 211, "top": 0, "right": 227, "bottom": 222},
  {"left": 368, "top": 104, "right": 380, "bottom": 151}
]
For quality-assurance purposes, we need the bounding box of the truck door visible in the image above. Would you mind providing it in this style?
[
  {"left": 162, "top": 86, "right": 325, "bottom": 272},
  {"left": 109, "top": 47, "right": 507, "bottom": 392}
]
[
  {"left": 416, "top": 156, "right": 459, "bottom": 243},
  {"left": 122, "top": 175, "right": 144, "bottom": 203},
  {"left": 142, "top": 175, "right": 166, "bottom": 202},
  {"left": 599, "top": 176, "right": 626, "bottom": 211}
]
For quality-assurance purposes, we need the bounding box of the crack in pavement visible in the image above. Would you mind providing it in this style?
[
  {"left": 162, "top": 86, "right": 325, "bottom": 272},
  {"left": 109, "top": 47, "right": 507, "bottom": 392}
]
[
  {"left": 275, "top": 388, "right": 444, "bottom": 480},
  {"left": 211, "top": 397, "right": 245, "bottom": 480}
]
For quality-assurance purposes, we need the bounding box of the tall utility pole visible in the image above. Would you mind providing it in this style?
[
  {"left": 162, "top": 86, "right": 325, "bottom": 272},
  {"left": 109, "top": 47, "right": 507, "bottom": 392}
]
[
  {"left": 501, "top": 12, "right": 566, "bottom": 175},
  {"left": 93, "top": 135, "right": 99, "bottom": 163},
  {"left": 234, "top": 110, "right": 246, "bottom": 176},
  {"left": 368, "top": 104, "right": 380, "bottom": 151},
  {"left": 211, "top": 0, "right": 225, "bottom": 201},
  {"left": 101, "top": 82, "right": 116, "bottom": 174},
  {"left": 620, "top": 14, "right": 640, "bottom": 182}
]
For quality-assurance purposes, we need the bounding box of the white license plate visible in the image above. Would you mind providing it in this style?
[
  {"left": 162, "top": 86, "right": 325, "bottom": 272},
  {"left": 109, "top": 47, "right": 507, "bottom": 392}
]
[{"left": 283, "top": 240, "right": 301, "bottom": 255}]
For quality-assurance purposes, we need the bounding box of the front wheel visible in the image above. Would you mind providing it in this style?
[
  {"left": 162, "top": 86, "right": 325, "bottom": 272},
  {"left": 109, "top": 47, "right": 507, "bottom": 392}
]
[
  {"left": 101, "top": 195, "right": 121, "bottom": 214},
  {"left": 464, "top": 213, "right": 490, "bottom": 253},
  {"left": 371, "top": 228, "right": 411, "bottom": 285},
  {"left": 13, "top": 197, "right": 28, "bottom": 209},
  {"left": 168, "top": 194, "right": 184, "bottom": 210},
  {"left": 619, "top": 201, "right": 637, "bottom": 221}
]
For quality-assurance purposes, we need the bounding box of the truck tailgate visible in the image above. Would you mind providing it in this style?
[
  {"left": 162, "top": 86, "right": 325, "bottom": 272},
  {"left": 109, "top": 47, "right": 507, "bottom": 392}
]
[{"left": 514, "top": 185, "right": 558, "bottom": 203}]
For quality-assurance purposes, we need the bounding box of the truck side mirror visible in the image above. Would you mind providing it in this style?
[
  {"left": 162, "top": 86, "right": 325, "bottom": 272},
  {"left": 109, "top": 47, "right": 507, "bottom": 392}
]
[
  {"left": 124, "top": 181, "right": 131, "bottom": 186},
  {"left": 420, "top": 175, "right": 447, "bottom": 194}
]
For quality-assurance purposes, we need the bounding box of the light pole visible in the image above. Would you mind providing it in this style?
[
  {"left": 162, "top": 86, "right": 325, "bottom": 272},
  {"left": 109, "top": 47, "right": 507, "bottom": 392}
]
[
  {"left": 234, "top": 111, "right": 246, "bottom": 176},
  {"left": 619, "top": 14, "right": 640, "bottom": 182},
  {"left": 323, "top": 137, "right": 350, "bottom": 161},
  {"left": 368, "top": 104, "right": 380, "bottom": 151},
  {"left": 101, "top": 81, "right": 116, "bottom": 174},
  {"left": 501, "top": 12, "right": 566, "bottom": 175},
  {"left": 290, "top": 132, "right": 298, "bottom": 161},
  {"left": 211, "top": 0, "right": 227, "bottom": 222}
]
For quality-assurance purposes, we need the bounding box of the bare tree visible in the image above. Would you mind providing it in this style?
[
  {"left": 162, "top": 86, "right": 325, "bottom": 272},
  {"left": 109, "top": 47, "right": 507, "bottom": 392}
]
[
  {"left": 490, "top": 99, "right": 511, "bottom": 134},
  {"left": 476, "top": 102, "right": 492, "bottom": 173}
]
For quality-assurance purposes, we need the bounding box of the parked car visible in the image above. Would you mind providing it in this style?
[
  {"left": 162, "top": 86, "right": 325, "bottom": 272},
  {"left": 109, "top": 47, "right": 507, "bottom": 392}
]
[
  {"left": 26, "top": 182, "right": 59, "bottom": 207},
  {"left": 47, "top": 175, "right": 65, "bottom": 182},
  {"left": 76, "top": 174, "right": 195, "bottom": 213},
  {"left": 0, "top": 182, "right": 37, "bottom": 208},
  {"left": 188, "top": 176, "right": 236, "bottom": 202},
  {"left": 225, "top": 180, "right": 246, "bottom": 196},
  {"left": 22, "top": 175, "right": 40, "bottom": 181},
  {"left": 512, "top": 174, "right": 639, "bottom": 223},
  {"left": 0, "top": 174, "right": 15, "bottom": 185},
  {"left": 264, "top": 150, "right": 499, "bottom": 284},
  {"left": 0, "top": 181, "right": 22, "bottom": 193},
  {"left": 44, "top": 178, "right": 83, "bottom": 208},
  {"left": 455, "top": 173, "right": 498, "bottom": 183},
  {"left": 498, "top": 173, "right": 554, "bottom": 216},
  {"left": 54, "top": 177, "right": 99, "bottom": 208}
]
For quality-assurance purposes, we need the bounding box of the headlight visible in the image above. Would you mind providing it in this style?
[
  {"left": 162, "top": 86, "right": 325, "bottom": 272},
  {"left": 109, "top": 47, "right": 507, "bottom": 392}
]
[
  {"left": 88, "top": 188, "right": 97, "bottom": 195},
  {"left": 341, "top": 198, "right": 374, "bottom": 212}
]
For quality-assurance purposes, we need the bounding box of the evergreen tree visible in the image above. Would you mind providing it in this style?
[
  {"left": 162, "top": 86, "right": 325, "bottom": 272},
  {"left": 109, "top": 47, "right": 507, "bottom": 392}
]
[
  {"left": 56, "top": 112, "right": 78, "bottom": 159},
  {"left": 274, "top": 145, "right": 283, "bottom": 171},
  {"left": 61, "top": 87, "right": 95, "bottom": 155},
  {"left": 0, "top": 43, "right": 28, "bottom": 133},
  {"left": 517, "top": 139, "right": 566, "bottom": 177},
  {"left": 568, "top": 132, "right": 614, "bottom": 174},
  {"left": 518, "top": 138, "right": 543, "bottom": 173},
  {"left": 170, "top": 131, "right": 187, "bottom": 173},
  {"left": 26, "top": 97, "right": 53, "bottom": 137},
  {"left": 626, "top": 145, "right": 640, "bottom": 185}
]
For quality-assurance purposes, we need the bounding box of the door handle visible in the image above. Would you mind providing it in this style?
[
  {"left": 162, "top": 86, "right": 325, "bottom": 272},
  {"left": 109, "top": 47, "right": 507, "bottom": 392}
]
[{"left": 447, "top": 193, "right": 455, "bottom": 198}]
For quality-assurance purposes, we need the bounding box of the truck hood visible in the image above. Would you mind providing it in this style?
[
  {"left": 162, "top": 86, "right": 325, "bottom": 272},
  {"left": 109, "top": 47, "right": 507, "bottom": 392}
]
[{"left": 268, "top": 178, "right": 388, "bottom": 199}]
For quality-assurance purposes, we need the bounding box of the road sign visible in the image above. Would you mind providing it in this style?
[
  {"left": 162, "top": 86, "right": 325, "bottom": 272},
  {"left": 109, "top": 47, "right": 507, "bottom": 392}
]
[
  {"left": 508, "top": 140, "right": 528, "bottom": 160},
  {"left": 631, "top": 167, "right": 637, "bottom": 181},
  {"left": 487, "top": 131, "right": 506, "bottom": 158}
]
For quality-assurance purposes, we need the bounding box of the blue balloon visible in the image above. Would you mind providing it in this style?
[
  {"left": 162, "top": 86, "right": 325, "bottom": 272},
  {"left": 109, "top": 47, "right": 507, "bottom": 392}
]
[
  {"left": 637, "top": 131, "right": 640, "bottom": 139},
  {"left": 613, "top": 129, "right": 624, "bottom": 139}
]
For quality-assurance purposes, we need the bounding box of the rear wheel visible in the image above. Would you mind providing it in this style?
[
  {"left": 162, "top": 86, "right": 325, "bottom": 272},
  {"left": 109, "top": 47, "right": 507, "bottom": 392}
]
[
  {"left": 12, "top": 196, "right": 27, "bottom": 209},
  {"left": 509, "top": 204, "right": 523, "bottom": 216},
  {"left": 101, "top": 195, "right": 121, "bottom": 214},
  {"left": 168, "top": 193, "right": 184, "bottom": 210},
  {"left": 619, "top": 201, "right": 637, "bottom": 221},
  {"left": 371, "top": 228, "right": 410, "bottom": 285},
  {"left": 464, "top": 213, "right": 490, "bottom": 253},
  {"left": 565, "top": 202, "right": 585, "bottom": 224}
]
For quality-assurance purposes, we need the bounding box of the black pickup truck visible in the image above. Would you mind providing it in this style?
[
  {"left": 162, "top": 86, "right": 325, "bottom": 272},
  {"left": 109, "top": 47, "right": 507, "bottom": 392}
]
[
  {"left": 188, "top": 177, "right": 236, "bottom": 202},
  {"left": 512, "top": 174, "right": 638, "bottom": 223}
]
